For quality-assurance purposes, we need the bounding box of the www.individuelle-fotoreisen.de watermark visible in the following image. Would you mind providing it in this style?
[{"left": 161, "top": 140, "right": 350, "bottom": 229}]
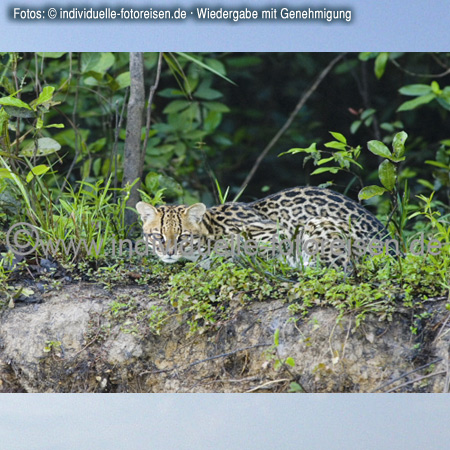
[{"left": 4, "top": 221, "right": 446, "bottom": 260}]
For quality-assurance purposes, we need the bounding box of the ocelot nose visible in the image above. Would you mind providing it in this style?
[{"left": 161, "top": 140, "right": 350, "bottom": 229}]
[{"left": 167, "top": 247, "right": 175, "bottom": 256}]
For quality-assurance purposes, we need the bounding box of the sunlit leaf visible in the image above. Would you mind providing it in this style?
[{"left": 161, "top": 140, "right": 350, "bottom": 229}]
[
  {"left": 26, "top": 164, "right": 50, "bottom": 183},
  {"left": 311, "top": 167, "right": 340, "bottom": 175},
  {"left": 30, "top": 86, "right": 55, "bottom": 110},
  {"left": 374, "top": 52, "right": 389, "bottom": 79},
  {"left": 392, "top": 131, "right": 407, "bottom": 158},
  {"left": 397, "top": 94, "right": 435, "bottom": 112},
  {"left": 358, "top": 185, "right": 386, "bottom": 200},
  {"left": 367, "top": 140, "right": 392, "bottom": 158},
  {"left": 378, "top": 160, "right": 396, "bottom": 191},
  {"left": 21, "top": 137, "right": 61, "bottom": 157},
  {"left": 0, "top": 95, "right": 32, "bottom": 109}
]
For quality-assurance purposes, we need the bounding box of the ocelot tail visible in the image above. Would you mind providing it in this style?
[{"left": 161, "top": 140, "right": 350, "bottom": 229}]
[{"left": 136, "top": 186, "right": 390, "bottom": 268}]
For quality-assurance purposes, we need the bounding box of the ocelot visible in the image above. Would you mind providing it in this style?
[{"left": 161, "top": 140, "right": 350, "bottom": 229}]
[{"left": 136, "top": 186, "right": 390, "bottom": 268}]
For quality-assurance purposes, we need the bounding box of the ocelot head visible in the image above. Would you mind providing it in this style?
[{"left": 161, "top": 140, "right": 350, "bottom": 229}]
[{"left": 136, "top": 202, "right": 208, "bottom": 263}]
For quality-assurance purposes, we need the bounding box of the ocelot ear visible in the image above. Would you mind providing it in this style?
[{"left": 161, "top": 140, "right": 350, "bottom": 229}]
[
  {"left": 186, "top": 203, "right": 207, "bottom": 224},
  {"left": 136, "top": 202, "right": 158, "bottom": 223}
]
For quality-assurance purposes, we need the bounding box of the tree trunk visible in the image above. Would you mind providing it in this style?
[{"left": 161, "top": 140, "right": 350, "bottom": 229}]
[{"left": 123, "top": 52, "right": 145, "bottom": 230}]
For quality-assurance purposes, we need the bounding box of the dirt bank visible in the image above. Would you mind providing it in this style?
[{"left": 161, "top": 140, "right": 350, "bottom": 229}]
[{"left": 1, "top": 282, "right": 449, "bottom": 392}]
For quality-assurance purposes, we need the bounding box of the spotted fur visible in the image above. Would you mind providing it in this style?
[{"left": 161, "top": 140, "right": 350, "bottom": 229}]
[{"left": 136, "top": 186, "right": 389, "bottom": 267}]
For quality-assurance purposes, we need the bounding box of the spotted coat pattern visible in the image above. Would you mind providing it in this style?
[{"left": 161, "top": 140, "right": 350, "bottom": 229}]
[{"left": 136, "top": 186, "right": 389, "bottom": 267}]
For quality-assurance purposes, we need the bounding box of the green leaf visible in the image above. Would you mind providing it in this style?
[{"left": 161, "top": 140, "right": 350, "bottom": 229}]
[
  {"left": 317, "top": 157, "right": 335, "bottom": 166},
  {"left": 329, "top": 131, "right": 347, "bottom": 144},
  {"left": 26, "top": 164, "right": 50, "bottom": 183},
  {"left": 349, "top": 159, "right": 364, "bottom": 169},
  {"left": 311, "top": 167, "right": 340, "bottom": 175},
  {"left": 364, "top": 116, "right": 374, "bottom": 127},
  {"left": 350, "top": 120, "right": 361, "bottom": 134},
  {"left": 0, "top": 168, "right": 14, "bottom": 180},
  {"left": 163, "top": 100, "right": 190, "bottom": 114},
  {"left": 114, "top": 72, "right": 131, "bottom": 90},
  {"left": 204, "top": 58, "right": 226, "bottom": 76},
  {"left": 436, "top": 98, "right": 450, "bottom": 111},
  {"left": 279, "top": 143, "right": 317, "bottom": 156},
  {"left": 1, "top": 105, "right": 36, "bottom": 118},
  {"left": 21, "top": 137, "right": 61, "bottom": 157},
  {"left": 203, "top": 102, "right": 230, "bottom": 113},
  {"left": 54, "top": 129, "right": 89, "bottom": 150},
  {"left": 388, "top": 155, "right": 406, "bottom": 163},
  {"left": 417, "top": 179, "right": 435, "bottom": 190},
  {"left": 397, "top": 93, "right": 435, "bottom": 112},
  {"left": 431, "top": 81, "right": 441, "bottom": 95},
  {"left": 158, "top": 88, "right": 185, "bottom": 98},
  {"left": 441, "top": 87, "right": 450, "bottom": 102},
  {"left": 425, "top": 160, "right": 450, "bottom": 169},
  {"left": 176, "top": 52, "right": 236, "bottom": 85},
  {"left": 378, "top": 160, "right": 396, "bottom": 191},
  {"left": 0, "top": 95, "right": 32, "bottom": 110},
  {"left": 358, "top": 185, "right": 386, "bottom": 200},
  {"left": 145, "top": 172, "right": 160, "bottom": 192},
  {"left": 88, "top": 138, "right": 106, "bottom": 154},
  {"left": 81, "top": 53, "right": 101, "bottom": 73},
  {"left": 81, "top": 52, "right": 115, "bottom": 73},
  {"left": 398, "top": 84, "right": 432, "bottom": 96},
  {"left": 324, "top": 141, "right": 347, "bottom": 150},
  {"left": 367, "top": 140, "right": 392, "bottom": 158},
  {"left": 361, "top": 108, "right": 376, "bottom": 120},
  {"left": 45, "top": 123, "right": 65, "bottom": 129},
  {"left": 289, "top": 382, "right": 303, "bottom": 393},
  {"left": 285, "top": 357, "right": 295, "bottom": 367},
  {"left": 392, "top": 131, "right": 408, "bottom": 158},
  {"left": 374, "top": 52, "right": 389, "bottom": 79},
  {"left": 274, "top": 329, "right": 280, "bottom": 347},
  {"left": 36, "top": 52, "right": 66, "bottom": 59},
  {"left": 358, "top": 52, "right": 376, "bottom": 61},
  {"left": 204, "top": 110, "right": 222, "bottom": 133},
  {"left": 30, "top": 86, "right": 55, "bottom": 110},
  {"left": 195, "top": 86, "right": 223, "bottom": 100}
]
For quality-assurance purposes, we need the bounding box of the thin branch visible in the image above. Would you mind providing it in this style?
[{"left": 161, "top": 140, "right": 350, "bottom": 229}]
[
  {"left": 246, "top": 379, "right": 290, "bottom": 393},
  {"left": 141, "top": 52, "right": 163, "bottom": 168},
  {"left": 141, "top": 343, "right": 270, "bottom": 375},
  {"left": 187, "top": 343, "right": 270, "bottom": 370},
  {"left": 57, "top": 52, "right": 73, "bottom": 96},
  {"left": 434, "top": 313, "right": 450, "bottom": 342},
  {"left": 371, "top": 357, "right": 443, "bottom": 392},
  {"left": 240, "top": 53, "right": 346, "bottom": 191},
  {"left": 431, "top": 53, "right": 450, "bottom": 70},
  {"left": 34, "top": 53, "right": 41, "bottom": 97},
  {"left": 111, "top": 88, "right": 129, "bottom": 200},
  {"left": 391, "top": 58, "right": 450, "bottom": 78},
  {"left": 384, "top": 370, "right": 446, "bottom": 393}
]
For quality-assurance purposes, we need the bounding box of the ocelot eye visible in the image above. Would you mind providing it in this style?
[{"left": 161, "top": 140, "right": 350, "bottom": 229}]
[
  {"left": 177, "top": 233, "right": 193, "bottom": 242},
  {"left": 149, "top": 233, "right": 165, "bottom": 242}
]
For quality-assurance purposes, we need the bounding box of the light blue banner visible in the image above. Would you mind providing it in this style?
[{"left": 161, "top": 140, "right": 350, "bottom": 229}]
[{"left": 1, "top": 0, "right": 449, "bottom": 50}]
